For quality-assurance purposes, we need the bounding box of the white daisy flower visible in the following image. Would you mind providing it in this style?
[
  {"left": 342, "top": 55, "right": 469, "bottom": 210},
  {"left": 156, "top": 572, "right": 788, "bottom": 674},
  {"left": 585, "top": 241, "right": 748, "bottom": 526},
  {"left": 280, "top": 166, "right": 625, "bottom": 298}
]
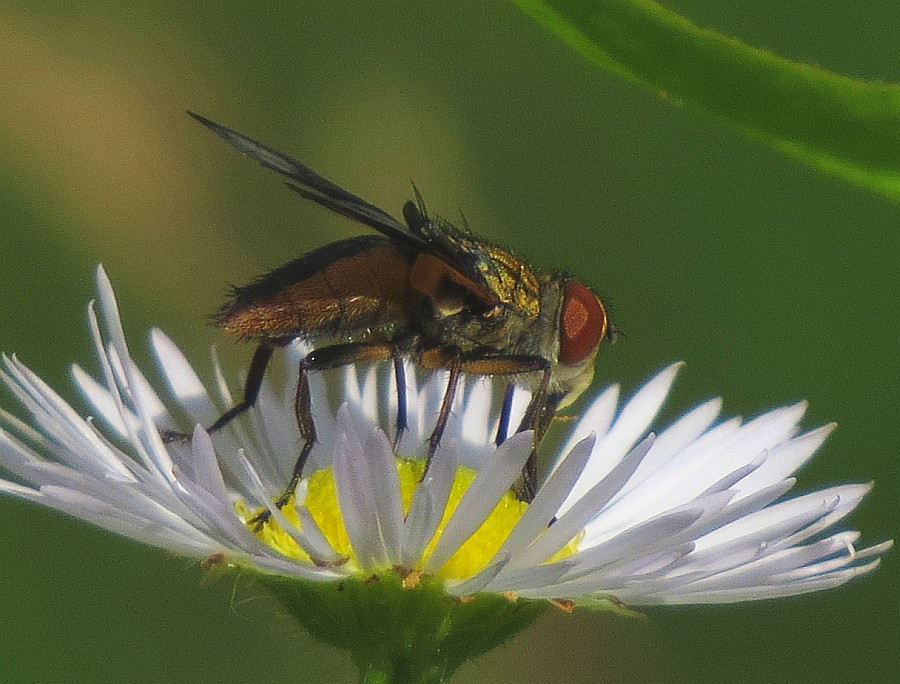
[{"left": 0, "top": 267, "right": 891, "bottom": 676}]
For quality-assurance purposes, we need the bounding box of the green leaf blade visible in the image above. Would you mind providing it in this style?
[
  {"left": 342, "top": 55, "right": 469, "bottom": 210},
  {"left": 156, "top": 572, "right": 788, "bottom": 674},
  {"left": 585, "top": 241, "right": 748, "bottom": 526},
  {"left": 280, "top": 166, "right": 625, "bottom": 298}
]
[{"left": 514, "top": 0, "right": 900, "bottom": 201}]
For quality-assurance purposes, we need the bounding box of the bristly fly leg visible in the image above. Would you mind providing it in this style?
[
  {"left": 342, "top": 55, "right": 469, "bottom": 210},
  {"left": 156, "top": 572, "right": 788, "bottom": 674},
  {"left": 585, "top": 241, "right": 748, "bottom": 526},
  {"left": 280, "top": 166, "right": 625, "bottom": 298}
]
[
  {"left": 513, "top": 364, "right": 554, "bottom": 502},
  {"left": 161, "top": 342, "right": 279, "bottom": 443},
  {"left": 419, "top": 350, "right": 551, "bottom": 501},
  {"left": 249, "top": 342, "right": 397, "bottom": 528},
  {"left": 423, "top": 355, "right": 463, "bottom": 471}
]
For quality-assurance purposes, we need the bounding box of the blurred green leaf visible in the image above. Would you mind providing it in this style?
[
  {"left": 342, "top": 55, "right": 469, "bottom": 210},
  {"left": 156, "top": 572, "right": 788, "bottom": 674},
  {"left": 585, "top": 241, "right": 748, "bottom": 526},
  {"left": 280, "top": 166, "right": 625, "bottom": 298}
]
[{"left": 513, "top": 0, "right": 900, "bottom": 201}]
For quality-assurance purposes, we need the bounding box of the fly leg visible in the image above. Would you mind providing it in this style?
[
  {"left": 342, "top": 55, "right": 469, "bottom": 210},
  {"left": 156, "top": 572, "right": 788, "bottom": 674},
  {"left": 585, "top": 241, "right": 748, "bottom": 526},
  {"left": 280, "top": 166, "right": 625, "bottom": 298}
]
[
  {"left": 513, "top": 367, "right": 560, "bottom": 502},
  {"left": 268, "top": 360, "right": 316, "bottom": 511},
  {"left": 392, "top": 356, "right": 408, "bottom": 451},
  {"left": 250, "top": 342, "right": 396, "bottom": 527},
  {"left": 495, "top": 382, "right": 516, "bottom": 447},
  {"left": 161, "top": 342, "right": 279, "bottom": 443},
  {"left": 420, "top": 350, "right": 551, "bottom": 500},
  {"left": 422, "top": 355, "right": 462, "bottom": 476},
  {"left": 461, "top": 356, "right": 552, "bottom": 502}
]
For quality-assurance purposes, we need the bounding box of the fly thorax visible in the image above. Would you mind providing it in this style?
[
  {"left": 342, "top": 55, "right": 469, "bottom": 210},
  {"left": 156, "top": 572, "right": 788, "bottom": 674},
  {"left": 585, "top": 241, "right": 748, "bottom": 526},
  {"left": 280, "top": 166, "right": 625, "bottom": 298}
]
[{"left": 410, "top": 254, "right": 495, "bottom": 317}]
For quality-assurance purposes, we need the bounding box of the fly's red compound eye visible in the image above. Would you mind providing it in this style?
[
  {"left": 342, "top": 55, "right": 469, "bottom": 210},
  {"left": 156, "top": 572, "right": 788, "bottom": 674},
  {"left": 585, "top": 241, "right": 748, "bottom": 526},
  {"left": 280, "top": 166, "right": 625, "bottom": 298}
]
[{"left": 559, "top": 281, "right": 607, "bottom": 365}]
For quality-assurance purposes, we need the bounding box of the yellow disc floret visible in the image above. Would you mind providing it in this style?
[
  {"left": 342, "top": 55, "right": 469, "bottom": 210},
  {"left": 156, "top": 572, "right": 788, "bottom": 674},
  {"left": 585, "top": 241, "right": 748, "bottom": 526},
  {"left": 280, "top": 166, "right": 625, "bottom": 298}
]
[{"left": 239, "top": 458, "right": 580, "bottom": 581}]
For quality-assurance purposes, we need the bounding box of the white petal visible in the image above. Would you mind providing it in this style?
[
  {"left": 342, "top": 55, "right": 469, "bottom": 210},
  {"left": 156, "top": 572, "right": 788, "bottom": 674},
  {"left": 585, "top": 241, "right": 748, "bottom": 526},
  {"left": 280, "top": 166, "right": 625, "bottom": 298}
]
[
  {"left": 362, "top": 427, "right": 405, "bottom": 564},
  {"left": 557, "top": 383, "right": 619, "bottom": 462},
  {"left": 445, "top": 554, "right": 509, "bottom": 596},
  {"left": 250, "top": 554, "right": 345, "bottom": 581},
  {"left": 151, "top": 328, "right": 219, "bottom": 426},
  {"left": 519, "top": 435, "right": 655, "bottom": 567},
  {"left": 402, "top": 440, "right": 458, "bottom": 565},
  {"left": 332, "top": 409, "right": 385, "bottom": 567},
  {"left": 497, "top": 434, "right": 596, "bottom": 568},
  {"left": 424, "top": 432, "right": 532, "bottom": 574},
  {"left": 563, "top": 364, "right": 681, "bottom": 507}
]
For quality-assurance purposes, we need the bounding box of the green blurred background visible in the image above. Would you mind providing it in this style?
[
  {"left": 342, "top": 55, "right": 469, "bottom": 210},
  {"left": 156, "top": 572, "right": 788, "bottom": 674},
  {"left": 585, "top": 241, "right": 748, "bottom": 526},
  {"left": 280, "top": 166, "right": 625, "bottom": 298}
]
[{"left": 0, "top": 1, "right": 896, "bottom": 681}]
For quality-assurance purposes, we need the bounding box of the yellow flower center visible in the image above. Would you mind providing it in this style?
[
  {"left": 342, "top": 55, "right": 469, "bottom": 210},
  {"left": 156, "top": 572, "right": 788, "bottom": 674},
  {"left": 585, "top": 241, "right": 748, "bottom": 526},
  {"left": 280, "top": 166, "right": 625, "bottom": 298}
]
[{"left": 238, "top": 458, "right": 580, "bottom": 581}]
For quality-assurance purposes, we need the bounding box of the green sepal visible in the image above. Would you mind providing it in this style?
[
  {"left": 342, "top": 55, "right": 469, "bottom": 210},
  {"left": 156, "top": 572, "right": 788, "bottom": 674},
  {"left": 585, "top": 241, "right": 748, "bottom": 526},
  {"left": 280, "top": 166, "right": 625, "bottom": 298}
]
[
  {"left": 251, "top": 568, "right": 548, "bottom": 683},
  {"left": 570, "top": 593, "right": 647, "bottom": 620}
]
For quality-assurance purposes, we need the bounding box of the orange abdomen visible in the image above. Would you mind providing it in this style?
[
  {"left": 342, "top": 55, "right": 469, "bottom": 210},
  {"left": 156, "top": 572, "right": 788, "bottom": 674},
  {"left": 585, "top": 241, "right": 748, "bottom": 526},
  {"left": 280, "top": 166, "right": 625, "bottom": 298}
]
[{"left": 217, "top": 237, "right": 415, "bottom": 341}]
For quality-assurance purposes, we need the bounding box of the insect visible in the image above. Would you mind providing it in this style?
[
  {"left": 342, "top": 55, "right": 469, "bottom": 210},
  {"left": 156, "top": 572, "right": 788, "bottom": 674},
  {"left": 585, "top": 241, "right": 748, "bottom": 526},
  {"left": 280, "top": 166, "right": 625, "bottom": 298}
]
[{"left": 175, "top": 112, "right": 612, "bottom": 510}]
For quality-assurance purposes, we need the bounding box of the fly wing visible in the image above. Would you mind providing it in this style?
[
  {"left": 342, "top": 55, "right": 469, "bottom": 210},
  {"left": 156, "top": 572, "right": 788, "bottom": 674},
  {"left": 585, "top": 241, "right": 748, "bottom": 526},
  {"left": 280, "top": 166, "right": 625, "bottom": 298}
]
[
  {"left": 188, "top": 111, "right": 426, "bottom": 250},
  {"left": 190, "top": 112, "right": 502, "bottom": 309}
]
